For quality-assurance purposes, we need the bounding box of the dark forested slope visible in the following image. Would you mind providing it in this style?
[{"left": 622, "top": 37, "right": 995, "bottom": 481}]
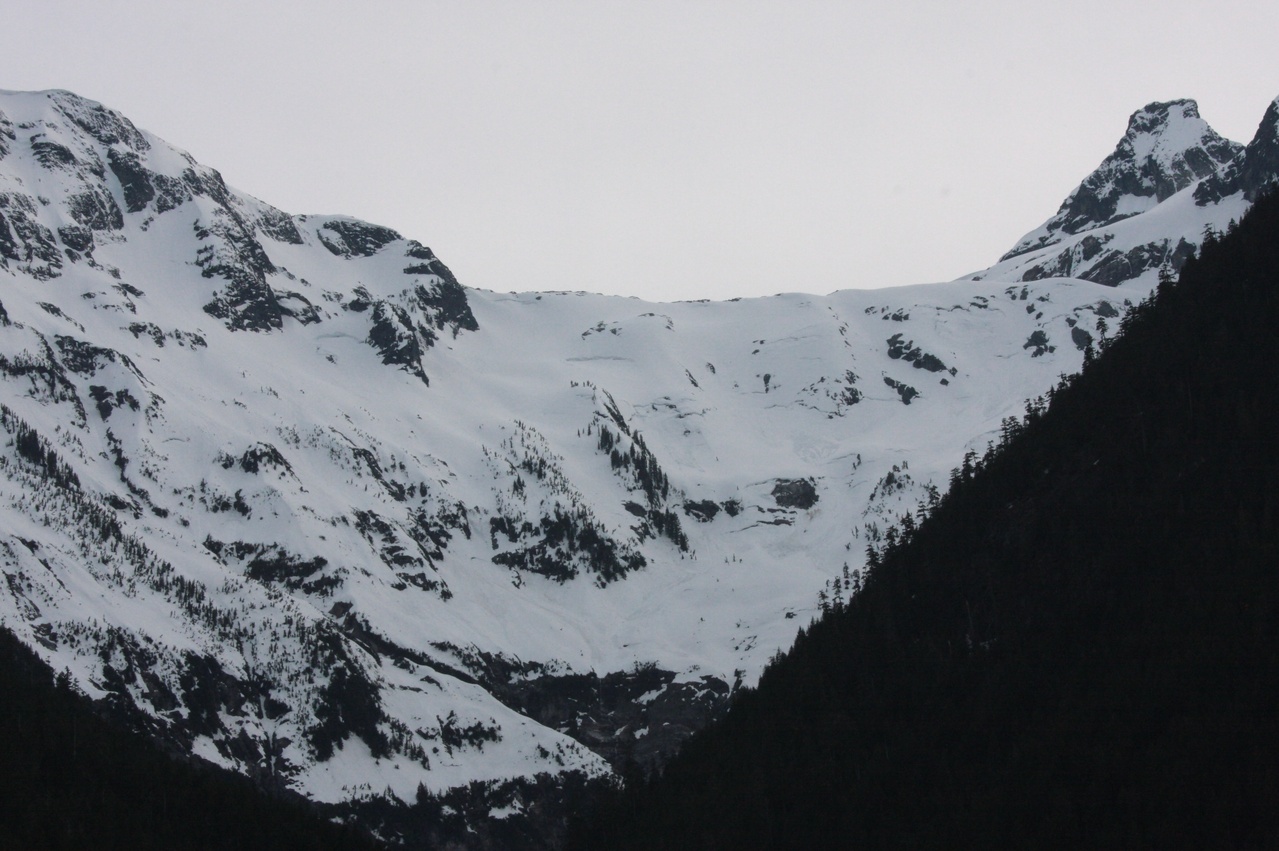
[
  {"left": 0, "top": 627, "right": 383, "bottom": 851},
  {"left": 575, "top": 195, "right": 1279, "bottom": 850}
]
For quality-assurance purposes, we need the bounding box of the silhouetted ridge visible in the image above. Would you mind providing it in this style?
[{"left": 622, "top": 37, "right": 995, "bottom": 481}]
[{"left": 574, "top": 193, "right": 1279, "bottom": 850}]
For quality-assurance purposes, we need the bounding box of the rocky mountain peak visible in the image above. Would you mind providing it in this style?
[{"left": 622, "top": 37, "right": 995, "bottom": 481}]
[
  {"left": 1245, "top": 95, "right": 1279, "bottom": 188},
  {"left": 1002, "top": 98, "right": 1242, "bottom": 260},
  {"left": 1195, "top": 95, "right": 1279, "bottom": 205}
]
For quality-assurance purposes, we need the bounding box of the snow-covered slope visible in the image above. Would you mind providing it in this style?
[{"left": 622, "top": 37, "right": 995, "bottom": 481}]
[{"left": 1, "top": 88, "right": 1273, "bottom": 838}]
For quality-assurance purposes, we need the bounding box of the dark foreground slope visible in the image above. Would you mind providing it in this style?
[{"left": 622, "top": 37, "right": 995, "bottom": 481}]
[
  {"left": 0, "top": 627, "right": 383, "bottom": 851},
  {"left": 575, "top": 197, "right": 1279, "bottom": 850}
]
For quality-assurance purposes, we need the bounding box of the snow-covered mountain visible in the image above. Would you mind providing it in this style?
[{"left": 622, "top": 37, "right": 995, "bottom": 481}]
[
  {"left": 1, "top": 89, "right": 1274, "bottom": 840},
  {"left": 974, "top": 97, "right": 1279, "bottom": 288},
  {"left": 1001, "top": 100, "right": 1241, "bottom": 261}
]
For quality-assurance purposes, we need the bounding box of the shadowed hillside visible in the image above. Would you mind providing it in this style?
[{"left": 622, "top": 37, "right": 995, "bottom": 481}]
[{"left": 0, "top": 627, "right": 384, "bottom": 850}]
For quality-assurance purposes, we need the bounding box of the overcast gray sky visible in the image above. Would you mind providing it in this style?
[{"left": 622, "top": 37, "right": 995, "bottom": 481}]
[{"left": 4, "top": 1, "right": 1278, "bottom": 301}]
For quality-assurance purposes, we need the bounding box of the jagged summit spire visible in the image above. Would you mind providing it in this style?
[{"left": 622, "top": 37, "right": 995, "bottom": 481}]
[
  {"left": 1195, "top": 94, "right": 1279, "bottom": 205},
  {"left": 1245, "top": 95, "right": 1279, "bottom": 188},
  {"left": 1002, "top": 98, "right": 1242, "bottom": 260}
]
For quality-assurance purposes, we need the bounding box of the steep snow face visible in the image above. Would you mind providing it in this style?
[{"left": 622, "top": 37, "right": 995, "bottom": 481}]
[
  {"left": 1, "top": 88, "right": 1272, "bottom": 828},
  {"left": 1003, "top": 100, "right": 1242, "bottom": 262}
]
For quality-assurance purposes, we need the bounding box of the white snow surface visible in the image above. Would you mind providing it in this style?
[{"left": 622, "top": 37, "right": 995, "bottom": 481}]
[{"left": 0, "top": 88, "right": 1264, "bottom": 810}]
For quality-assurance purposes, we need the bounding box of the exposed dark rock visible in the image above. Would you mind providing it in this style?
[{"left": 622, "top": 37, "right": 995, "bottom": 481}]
[
  {"left": 256, "top": 207, "right": 304, "bottom": 244},
  {"left": 182, "top": 165, "right": 232, "bottom": 207},
  {"left": 801, "top": 368, "right": 865, "bottom": 413},
  {"left": 179, "top": 177, "right": 291, "bottom": 338},
  {"left": 30, "top": 138, "right": 78, "bottom": 170},
  {"left": 886, "top": 333, "right": 952, "bottom": 373},
  {"left": 67, "top": 186, "right": 124, "bottom": 231},
  {"left": 345, "top": 286, "right": 372, "bottom": 312},
  {"left": 50, "top": 90, "right": 150, "bottom": 151},
  {"left": 88, "top": 384, "right": 140, "bottom": 420},
  {"left": 0, "top": 340, "right": 85, "bottom": 420},
  {"left": 0, "top": 209, "right": 16, "bottom": 261},
  {"left": 1094, "top": 300, "right": 1120, "bottom": 318},
  {"left": 197, "top": 206, "right": 307, "bottom": 332},
  {"left": 1021, "top": 236, "right": 1197, "bottom": 287},
  {"left": 308, "top": 657, "right": 389, "bottom": 762},
  {"left": 231, "top": 442, "right": 294, "bottom": 476},
  {"left": 197, "top": 210, "right": 277, "bottom": 277},
  {"left": 405, "top": 239, "right": 450, "bottom": 268},
  {"left": 125, "top": 322, "right": 206, "bottom": 349},
  {"left": 682, "top": 499, "right": 720, "bottom": 522},
  {"left": 1196, "top": 97, "right": 1279, "bottom": 205},
  {"left": 1079, "top": 244, "right": 1168, "bottom": 287},
  {"left": 204, "top": 537, "right": 335, "bottom": 595},
  {"left": 275, "top": 290, "right": 322, "bottom": 325},
  {"left": 0, "top": 194, "right": 64, "bottom": 277},
  {"left": 246, "top": 550, "right": 330, "bottom": 590},
  {"left": 0, "top": 109, "right": 13, "bottom": 160},
  {"left": 1230, "top": 98, "right": 1279, "bottom": 200},
  {"left": 772, "top": 478, "right": 818, "bottom": 510},
  {"left": 1023, "top": 330, "right": 1054, "bottom": 357},
  {"left": 492, "top": 505, "right": 646, "bottom": 583},
  {"left": 107, "top": 148, "right": 156, "bottom": 213},
  {"left": 350, "top": 507, "right": 455, "bottom": 598},
  {"left": 57, "top": 225, "right": 94, "bottom": 255},
  {"left": 54, "top": 336, "right": 140, "bottom": 378},
  {"left": 367, "top": 301, "right": 429, "bottom": 384},
  {"left": 413, "top": 279, "right": 480, "bottom": 334},
  {"left": 202, "top": 277, "right": 286, "bottom": 332},
  {"left": 1079, "top": 233, "right": 1111, "bottom": 261},
  {"left": 1019, "top": 253, "right": 1070, "bottom": 281},
  {"left": 883, "top": 376, "right": 919, "bottom": 404},
  {"left": 151, "top": 172, "right": 192, "bottom": 213},
  {"left": 318, "top": 220, "right": 401, "bottom": 257}
]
